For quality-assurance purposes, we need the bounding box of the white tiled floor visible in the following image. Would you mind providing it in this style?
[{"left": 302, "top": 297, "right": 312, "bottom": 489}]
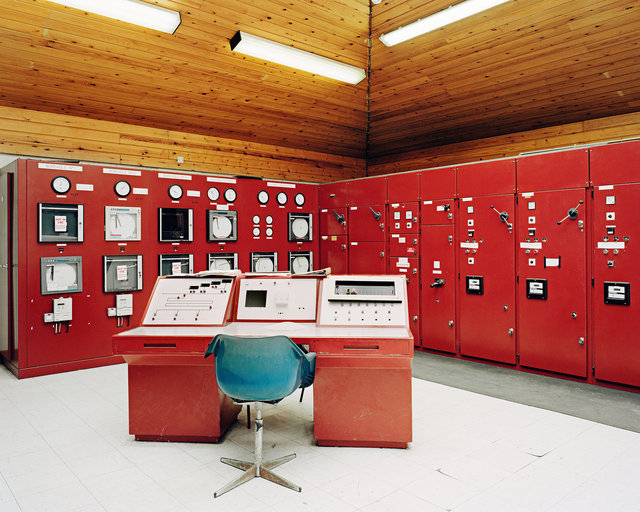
[{"left": 1, "top": 363, "right": 639, "bottom": 512}]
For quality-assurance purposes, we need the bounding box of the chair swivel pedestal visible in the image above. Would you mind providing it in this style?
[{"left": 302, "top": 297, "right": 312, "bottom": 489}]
[
  {"left": 215, "top": 402, "right": 300, "bottom": 498},
  {"left": 205, "top": 334, "right": 316, "bottom": 498}
]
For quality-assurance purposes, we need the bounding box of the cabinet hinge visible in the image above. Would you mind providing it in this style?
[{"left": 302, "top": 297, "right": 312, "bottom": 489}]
[
  {"left": 516, "top": 353, "right": 520, "bottom": 364},
  {"left": 592, "top": 277, "right": 595, "bottom": 288}
]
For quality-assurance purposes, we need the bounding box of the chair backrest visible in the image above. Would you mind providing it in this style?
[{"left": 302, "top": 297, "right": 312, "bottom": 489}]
[{"left": 205, "top": 334, "right": 316, "bottom": 403}]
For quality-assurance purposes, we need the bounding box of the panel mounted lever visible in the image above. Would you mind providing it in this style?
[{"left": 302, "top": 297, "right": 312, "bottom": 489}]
[
  {"left": 557, "top": 200, "right": 584, "bottom": 225},
  {"left": 430, "top": 278, "right": 445, "bottom": 288},
  {"left": 332, "top": 209, "right": 345, "bottom": 225},
  {"left": 369, "top": 206, "right": 382, "bottom": 221},
  {"left": 490, "top": 205, "right": 512, "bottom": 230}
]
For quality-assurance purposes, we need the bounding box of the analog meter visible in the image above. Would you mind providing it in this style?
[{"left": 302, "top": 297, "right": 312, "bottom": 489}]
[
  {"left": 168, "top": 184, "right": 183, "bottom": 200},
  {"left": 114, "top": 180, "right": 131, "bottom": 198},
  {"left": 51, "top": 176, "right": 71, "bottom": 195}
]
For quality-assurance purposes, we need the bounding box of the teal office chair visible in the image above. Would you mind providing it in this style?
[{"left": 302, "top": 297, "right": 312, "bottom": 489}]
[{"left": 204, "top": 334, "right": 316, "bottom": 498}]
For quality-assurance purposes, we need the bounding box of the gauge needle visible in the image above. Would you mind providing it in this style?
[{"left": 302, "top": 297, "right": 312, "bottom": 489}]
[{"left": 115, "top": 214, "right": 121, "bottom": 228}]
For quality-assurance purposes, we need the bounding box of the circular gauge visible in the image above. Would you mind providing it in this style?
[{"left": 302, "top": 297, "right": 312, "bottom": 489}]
[
  {"left": 257, "top": 190, "right": 269, "bottom": 204},
  {"left": 276, "top": 191, "right": 288, "bottom": 205},
  {"left": 294, "top": 193, "right": 305, "bottom": 206},
  {"left": 211, "top": 215, "right": 233, "bottom": 239},
  {"left": 292, "top": 217, "right": 310, "bottom": 238},
  {"left": 252, "top": 227, "right": 261, "bottom": 237},
  {"left": 266, "top": 215, "right": 273, "bottom": 224},
  {"left": 255, "top": 257, "right": 274, "bottom": 272},
  {"left": 209, "top": 258, "right": 231, "bottom": 271},
  {"left": 292, "top": 256, "right": 310, "bottom": 274},
  {"left": 168, "top": 184, "right": 183, "bottom": 200},
  {"left": 207, "top": 187, "right": 220, "bottom": 201},
  {"left": 252, "top": 215, "right": 261, "bottom": 224},
  {"left": 45, "top": 262, "right": 77, "bottom": 291},
  {"left": 265, "top": 227, "right": 274, "bottom": 237},
  {"left": 114, "top": 180, "right": 131, "bottom": 198},
  {"left": 51, "top": 176, "right": 71, "bottom": 195},
  {"left": 109, "top": 213, "right": 137, "bottom": 238},
  {"left": 224, "top": 188, "right": 237, "bottom": 202}
]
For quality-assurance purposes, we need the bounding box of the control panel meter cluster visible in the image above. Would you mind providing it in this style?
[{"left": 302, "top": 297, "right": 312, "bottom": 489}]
[
  {"left": 235, "top": 277, "right": 318, "bottom": 321},
  {"left": 318, "top": 275, "right": 408, "bottom": 326},
  {"left": 142, "top": 275, "right": 237, "bottom": 325}
]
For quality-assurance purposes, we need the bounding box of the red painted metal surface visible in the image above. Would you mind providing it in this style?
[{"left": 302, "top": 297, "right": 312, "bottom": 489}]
[
  {"left": 318, "top": 181, "right": 348, "bottom": 209},
  {"left": 592, "top": 183, "right": 640, "bottom": 387},
  {"left": 388, "top": 234, "right": 419, "bottom": 258},
  {"left": 457, "top": 194, "right": 516, "bottom": 364},
  {"left": 347, "top": 204, "right": 386, "bottom": 241},
  {"left": 388, "top": 202, "right": 420, "bottom": 234},
  {"left": 516, "top": 189, "right": 588, "bottom": 377},
  {"left": 348, "top": 176, "right": 387, "bottom": 207},
  {"left": 127, "top": 358, "right": 241, "bottom": 442},
  {"left": 348, "top": 241, "right": 386, "bottom": 274},
  {"left": 388, "top": 171, "right": 420, "bottom": 203},
  {"left": 590, "top": 140, "right": 640, "bottom": 187},
  {"left": 516, "top": 149, "right": 589, "bottom": 192},
  {"left": 320, "top": 235, "right": 348, "bottom": 273},
  {"left": 457, "top": 159, "right": 516, "bottom": 198},
  {"left": 419, "top": 167, "right": 456, "bottom": 200},
  {"left": 388, "top": 256, "right": 420, "bottom": 346},
  {"left": 420, "top": 224, "right": 456, "bottom": 353},
  {"left": 313, "top": 355, "right": 412, "bottom": 448},
  {"left": 319, "top": 207, "right": 348, "bottom": 236},
  {"left": 420, "top": 198, "right": 455, "bottom": 225}
]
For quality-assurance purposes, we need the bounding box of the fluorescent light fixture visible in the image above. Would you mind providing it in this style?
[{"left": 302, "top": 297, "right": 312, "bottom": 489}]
[
  {"left": 380, "top": 0, "right": 511, "bottom": 46},
  {"left": 46, "top": 0, "right": 181, "bottom": 34},
  {"left": 230, "top": 31, "right": 366, "bottom": 85}
]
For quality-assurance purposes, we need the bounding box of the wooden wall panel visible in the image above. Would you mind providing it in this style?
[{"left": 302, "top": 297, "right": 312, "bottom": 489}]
[
  {"left": 367, "top": 111, "right": 640, "bottom": 175},
  {"left": 0, "top": 106, "right": 364, "bottom": 182}
]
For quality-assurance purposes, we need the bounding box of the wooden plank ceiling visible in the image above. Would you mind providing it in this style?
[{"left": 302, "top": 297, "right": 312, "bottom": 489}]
[{"left": 0, "top": 0, "right": 639, "bottom": 163}]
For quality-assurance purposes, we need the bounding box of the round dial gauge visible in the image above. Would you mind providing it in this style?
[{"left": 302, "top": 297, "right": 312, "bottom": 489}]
[
  {"left": 252, "top": 227, "right": 261, "bottom": 237},
  {"left": 168, "top": 184, "right": 183, "bottom": 200},
  {"left": 51, "top": 176, "right": 71, "bottom": 195},
  {"left": 252, "top": 215, "right": 261, "bottom": 224},
  {"left": 254, "top": 257, "right": 274, "bottom": 272},
  {"left": 257, "top": 190, "right": 269, "bottom": 204},
  {"left": 265, "top": 227, "right": 274, "bottom": 237},
  {"left": 291, "top": 218, "right": 310, "bottom": 238},
  {"left": 209, "top": 258, "right": 231, "bottom": 271},
  {"left": 266, "top": 215, "right": 273, "bottom": 224},
  {"left": 224, "top": 188, "right": 237, "bottom": 202},
  {"left": 109, "top": 213, "right": 137, "bottom": 238},
  {"left": 294, "top": 193, "right": 305, "bottom": 206},
  {"left": 114, "top": 180, "right": 131, "bottom": 197},
  {"left": 211, "top": 215, "right": 233, "bottom": 239},
  {"left": 291, "top": 256, "right": 310, "bottom": 274},
  {"left": 276, "top": 191, "right": 288, "bottom": 205},
  {"left": 207, "top": 187, "right": 220, "bottom": 201},
  {"left": 45, "top": 262, "right": 77, "bottom": 292}
]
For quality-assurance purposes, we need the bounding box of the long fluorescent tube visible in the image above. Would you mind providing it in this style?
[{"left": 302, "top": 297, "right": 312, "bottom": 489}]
[
  {"left": 46, "top": 0, "right": 181, "bottom": 34},
  {"left": 380, "top": 0, "right": 511, "bottom": 47},
  {"left": 230, "top": 31, "right": 366, "bottom": 85}
]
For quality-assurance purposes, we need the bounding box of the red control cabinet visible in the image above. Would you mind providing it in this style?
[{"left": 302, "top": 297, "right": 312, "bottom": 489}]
[
  {"left": 420, "top": 224, "right": 456, "bottom": 353},
  {"left": 515, "top": 188, "right": 588, "bottom": 377},
  {"left": 419, "top": 167, "right": 456, "bottom": 353},
  {"left": 516, "top": 151, "right": 589, "bottom": 377},
  {"left": 348, "top": 241, "right": 386, "bottom": 274},
  {"left": 348, "top": 204, "right": 386, "bottom": 241},
  {"left": 457, "top": 160, "right": 516, "bottom": 364},
  {"left": 591, "top": 140, "right": 640, "bottom": 388}
]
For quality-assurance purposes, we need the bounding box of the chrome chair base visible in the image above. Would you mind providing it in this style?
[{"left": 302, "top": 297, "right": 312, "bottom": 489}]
[
  {"left": 214, "top": 454, "right": 300, "bottom": 497},
  {"left": 214, "top": 402, "right": 301, "bottom": 498}
]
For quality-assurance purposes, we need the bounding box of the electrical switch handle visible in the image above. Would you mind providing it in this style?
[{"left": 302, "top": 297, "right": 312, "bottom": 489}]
[
  {"left": 332, "top": 209, "right": 345, "bottom": 225},
  {"left": 557, "top": 200, "right": 584, "bottom": 225},
  {"left": 369, "top": 206, "right": 382, "bottom": 221},
  {"left": 490, "top": 205, "right": 510, "bottom": 223},
  {"left": 430, "top": 278, "right": 445, "bottom": 288}
]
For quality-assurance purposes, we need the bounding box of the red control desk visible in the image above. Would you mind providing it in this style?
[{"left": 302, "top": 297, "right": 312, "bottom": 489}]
[{"left": 114, "top": 273, "right": 413, "bottom": 448}]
